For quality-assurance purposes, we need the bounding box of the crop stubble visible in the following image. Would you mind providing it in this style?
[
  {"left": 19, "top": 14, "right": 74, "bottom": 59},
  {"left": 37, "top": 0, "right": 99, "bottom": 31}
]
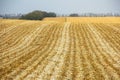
[{"left": 0, "top": 18, "right": 120, "bottom": 80}]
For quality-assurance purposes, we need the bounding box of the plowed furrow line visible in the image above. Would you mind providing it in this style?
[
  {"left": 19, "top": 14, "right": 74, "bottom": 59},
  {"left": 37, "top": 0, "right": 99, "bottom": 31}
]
[
  {"left": 1, "top": 18, "right": 120, "bottom": 80},
  {"left": 12, "top": 22, "right": 62, "bottom": 79},
  {"left": 54, "top": 25, "right": 71, "bottom": 80},
  {"left": 0, "top": 22, "right": 40, "bottom": 53},
  {"left": 112, "top": 24, "right": 120, "bottom": 29},
  {"left": 80, "top": 24, "right": 97, "bottom": 80},
  {"left": 70, "top": 23, "right": 78, "bottom": 80},
  {"left": 67, "top": 23, "right": 77, "bottom": 80},
  {"left": 85, "top": 24, "right": 113, "bottom": 79},
  {"left": 107, "top": 24, "right": 120, "bottom": 33},
  {"left": 6, "top": 23, "right": 61, "bottom": 80},
  {"left": 105, "top": 24, "right": 120, "bottom": 37},
  {"left": 101, "top": 24, "right": 120, "bottom": 42},
  {"left": 23, "top": 24, "right": 64, "bottom": 80},
  {"left": 0, "top": 23, "right": 51, "bottom": 58},
  {"left": 61, "top": 23, "right": 74, "bottom": 80},
  {"left": 73, "top": 23, "right": 85, "bottom": 80},
  {"left": 36, "top": 22, "right": 70, "bottom": 80},
  {"left": 0, "top": 23, "right": 54, "bottom": 78},
  {"left": 0, "top": 25, "right": 38, "bottom": 52},
  {"left": 0, "top": 23, "right": 43, "bottom": 61},
  {"left": 0, "top": 21, "right": 32, "bottom": 37},
  {"left": 94, "top": 24, "right": 120, "bottom": 58},
  {"left": 95, "top": 24, "right": 120, "bottom": 53},
  {"left": 75, "top": 24, "right": 88, "bottom": 80},
  {"left": 88, "top": 24, "right": 120, "bottom": 79},
  {"left": 90, "top": 24, "right": 119, "bottom": 61},
  {"left": 83, "top": 24, "right": 108, "bottom": 79},
  {"left": 0, "top": 20, "right": 24, "bottom": 31},
  {"left": 50, "top": 22, "right": 71, "bottom": 80},
  {"left": 0, "top": 23, "right": 53, "bottom": 68},
  {"left": 91, "top": 24, "right": 120, "bottom": 59},
  {"left": 0, "top": 22, "right": 57, "bottom": 79},
  {"left": 0, "top": 21, "right": 41, "bottom": 46}
]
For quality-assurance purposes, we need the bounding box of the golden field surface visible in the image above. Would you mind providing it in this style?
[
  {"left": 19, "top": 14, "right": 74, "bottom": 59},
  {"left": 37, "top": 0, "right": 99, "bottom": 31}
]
[{"left": 0, "top": 17, "right": 120, "bottom": 80}]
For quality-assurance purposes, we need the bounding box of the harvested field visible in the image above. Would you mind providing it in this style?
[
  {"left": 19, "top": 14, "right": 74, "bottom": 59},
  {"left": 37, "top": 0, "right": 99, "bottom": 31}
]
[{"left": 0, "top": 17, "right": 120, "bottom": 80}]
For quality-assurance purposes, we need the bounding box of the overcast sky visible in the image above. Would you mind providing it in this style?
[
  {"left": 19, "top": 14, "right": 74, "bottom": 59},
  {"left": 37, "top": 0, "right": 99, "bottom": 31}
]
[{"left": 0, "top": 0, "right": 120, "bottom": 14}]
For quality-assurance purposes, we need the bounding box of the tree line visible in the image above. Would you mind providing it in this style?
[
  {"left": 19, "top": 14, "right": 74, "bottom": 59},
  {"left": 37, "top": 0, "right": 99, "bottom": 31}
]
[
  {"left": 1, "top": 11, "right": 120, "bottom": 20},
  {"left": 20, "top": 10, "right": 56, "bottom": 20}
]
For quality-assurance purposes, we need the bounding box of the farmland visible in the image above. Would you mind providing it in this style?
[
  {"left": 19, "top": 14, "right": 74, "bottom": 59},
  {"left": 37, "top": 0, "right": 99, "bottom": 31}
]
[{"left": 0, "top": 17, "right": 120, "bottom": 80}]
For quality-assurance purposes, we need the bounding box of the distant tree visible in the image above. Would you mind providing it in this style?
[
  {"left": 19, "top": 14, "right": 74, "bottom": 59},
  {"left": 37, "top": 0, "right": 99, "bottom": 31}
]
[
  {"left": 20, "top": 10, "right": 46, "bottom": 20},
  {"left": 47, "top": 12, "right": 56, "bottom": 17},
  {"left": 0, "top": 15, "right": 3, "bottom": 18},
  {"left": 20, "top": 10, "right": 56, "bottom": 20},
  {"left": 69, "top": 13, "right": 79, "bottom": 17}
]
